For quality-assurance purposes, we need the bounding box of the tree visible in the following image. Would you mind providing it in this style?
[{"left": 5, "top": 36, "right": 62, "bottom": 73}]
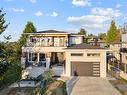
[
  {"left": 78, "top": 28, "right": 87, "bottom": 36},
  {"left": 98, "top": 33, "right": 106, "bottom": 41},
  {"left": 16, "top": 21, "right": 37, "bottom": 60},
  {"left": 0, "top": 8, "right": 9, "bottom": 35},
  {"left": 106, "top": 20, "right": 118, "bottom": 43},
  {"left": 42, "top": 69, "right": 54, "bottom": 81},
  {"left": 18, "top": 21, "right": 37, "bottom": 47}
]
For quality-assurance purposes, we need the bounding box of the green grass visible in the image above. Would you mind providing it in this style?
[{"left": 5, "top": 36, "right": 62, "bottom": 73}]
[
  {"left": 58, "top": 80, "right": 68, "bottom": 95},
  {"left": 109, "top": 78, "right": 127, "bottom": 95}
]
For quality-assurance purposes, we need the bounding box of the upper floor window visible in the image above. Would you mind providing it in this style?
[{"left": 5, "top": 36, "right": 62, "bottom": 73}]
[
  {"left": 87, "top": 53, "right": 100, "bottom": 57},
  {"left": 71, "top": 53, "right": 83, "bottom": 56}
]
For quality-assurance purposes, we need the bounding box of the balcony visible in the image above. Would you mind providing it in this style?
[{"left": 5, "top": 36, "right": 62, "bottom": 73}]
[{"left": 25, "top": 41, "right": 67, "bottom": 47}]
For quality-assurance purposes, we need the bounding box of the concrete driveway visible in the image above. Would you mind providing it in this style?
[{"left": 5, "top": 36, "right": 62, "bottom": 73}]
[{"left": 66, "top": 77, "right": 121, "bottom": 95}]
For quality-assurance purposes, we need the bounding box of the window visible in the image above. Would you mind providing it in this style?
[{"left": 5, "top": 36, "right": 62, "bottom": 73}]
[
  {"left": 29, "top": 53, "right": 37, "bottom": 61},
  {"left": 32, "top": 53, "right": 37, "bottom": 61},
  {"left": 39, "top": 53, "right": 45, "bottom": 61},
  {"left": 71, "top": 53, "right": 83, "bottom": 56},
  {"left": 87, "top": 53, "right": 100, "bottom": 57}
]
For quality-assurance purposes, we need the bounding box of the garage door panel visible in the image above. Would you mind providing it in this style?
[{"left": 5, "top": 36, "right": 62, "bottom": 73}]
[{"left": 71, "top": 62, "right": 100, "bottom": 77}]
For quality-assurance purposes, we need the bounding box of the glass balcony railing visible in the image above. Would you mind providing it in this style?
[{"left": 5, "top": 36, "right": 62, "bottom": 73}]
[{"left": 25, "top": 42, "right": 67, "bottom": 47}]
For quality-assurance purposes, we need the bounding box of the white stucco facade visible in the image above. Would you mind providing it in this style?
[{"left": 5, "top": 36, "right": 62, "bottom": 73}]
[{"left": 65, "top": 49, "right": 108, "bottom": 77}]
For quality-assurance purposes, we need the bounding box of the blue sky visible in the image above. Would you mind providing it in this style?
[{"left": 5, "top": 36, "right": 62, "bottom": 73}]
[{"left": 0, "top": 0, "right": 127, "bottom": 41}]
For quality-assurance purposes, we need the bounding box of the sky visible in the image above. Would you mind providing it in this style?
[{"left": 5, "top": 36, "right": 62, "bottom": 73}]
[{"left": 0, "top": 0, "right": 127, "bottom": 42}]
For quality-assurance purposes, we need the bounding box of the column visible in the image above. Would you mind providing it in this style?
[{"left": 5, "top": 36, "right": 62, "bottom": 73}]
[
  {"left": 28, "top": 52, "right": 29, "bottom": 61},
  {"left": 37, "top": 53, "right": 40, "bottom": 63},
  {"left": 118, "top": 61, "right": 120, "bottom": 69},
  {"left": 46, "top": 52, "right": 51, "bottom": 68},
  {"left": 124, "top": 64, "right": 126, "bottom": 73}
]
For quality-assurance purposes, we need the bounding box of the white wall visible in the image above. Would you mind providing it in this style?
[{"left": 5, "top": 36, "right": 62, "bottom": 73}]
[
  {"left": 122, "top": 34, "right": 127, "bottom": 42},
  {"left": 65, "top": 49, "right": 107, "bottom": 77}
]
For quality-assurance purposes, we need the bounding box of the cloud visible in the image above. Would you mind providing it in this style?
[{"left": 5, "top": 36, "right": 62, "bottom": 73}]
[
  {"left": 91, "top": 7, "right": 122, "bottom": 18},
  {"left": 8, "top": 8, "right": 24, "bottom": 12},
  {"left": 50, "top": 12, "right": 58, "bottom": 17},
  {"left": 34, "top": 11, "right": 43, "bottom": 16},
  {"left": 72, "top": 0, "right": 91, "bottom": 7},
  {"left": 67, "top": 15, "right": 110, "bottom": 31},
  {"left": 116, "top": 4, "right": 121, "bottom": 8}
]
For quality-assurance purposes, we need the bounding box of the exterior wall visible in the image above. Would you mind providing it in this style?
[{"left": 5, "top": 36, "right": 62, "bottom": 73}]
[
  {"left": 121, "top": 53, "right": 127, "bottom": 64},
  {"left": 110, "top": 44, "right": 121, "bottom": 60},
  {"left": 122, "top": 34, "right": 127, "bottom": 42},
  {"left": 110, "top": 44, "right": 121, "bottom": 52},
  {"left": 65, "top": 49, "right": 107, "bottom": 77},
  {"left": 122, "top": 43, "right": 127, "bottom": 48}
]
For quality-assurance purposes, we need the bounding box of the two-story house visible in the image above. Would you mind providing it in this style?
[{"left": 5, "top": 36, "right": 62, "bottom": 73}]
[
  {"left": 109, "top": 33, "right": 127, "bottom": 80},
  {"left": 21, "top": 30, "right": 108, "bottom": 78}
]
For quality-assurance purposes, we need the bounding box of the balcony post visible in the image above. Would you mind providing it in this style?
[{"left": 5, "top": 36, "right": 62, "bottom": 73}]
[
  {"left": 46, "top": 52, "right": 51, "bottom": 68},
  {"left": 28, "top": 52, "right": 29, "bottom": 61},
  {"left": 37, "top": 53, "right": 40, "bottom": 63}
]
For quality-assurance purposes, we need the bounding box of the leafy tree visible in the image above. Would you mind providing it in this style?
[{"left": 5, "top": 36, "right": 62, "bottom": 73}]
[
  {"left": 78, "top": 28, "right": 87, "bottom": 36},
  {"left": 0, "top": 8, "right": 9, "bottom": 35},
  {"left": 0, "top": 9, "right": 10, "bottom": 80},
  {"left": 18, "top": 21, "right": 37, "bottom": 47},
  {"left": 98, "top": 33, "right": 106, "bottom": 41},
  {"left": 42, "top": 69, "right": 54, "bottom": 83},
  {"left": 106, "top": 20, "right": 118, "bottom": 43},
  {"left": 16, "top": 21, "right": 37, "bottom": 60}
]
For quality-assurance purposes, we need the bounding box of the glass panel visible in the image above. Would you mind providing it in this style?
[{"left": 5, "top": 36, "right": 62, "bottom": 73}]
[
  {"left": 87, "top": 53, "right": 100, "bottom": 57},
  {"left": 39, "top": 53, "right": 45, "bottom": 61},
  {"left": 32, "top": 53, "right": 37, "bottom": 61},
  {"left": 54, "top": 38, "right": 60, "bottom": 46},
  {"left": 71, "top": 53, "right": 83, "bottom": 56},
  {"left": 29, "top": 53, "right": 31, "bottom": 61}
]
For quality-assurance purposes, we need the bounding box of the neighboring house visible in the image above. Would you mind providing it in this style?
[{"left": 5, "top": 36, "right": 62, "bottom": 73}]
[
  {"left": 110, "top": 41, "right": 122, "bottom": 61},
  {"left": 89, "top": 40, "right": 107, "bottom": 48},
  {"left": 109, "top": 33, "right": 127, "bottom": 80},
  {"left": 68, "top": 33, "right": 85, "bottom": 46},
  {"left": 120, "top": 34, "right": 127, "bottom": 76},
  {"left": 21, "top": 30, "right": 108, "bottom": 78}
]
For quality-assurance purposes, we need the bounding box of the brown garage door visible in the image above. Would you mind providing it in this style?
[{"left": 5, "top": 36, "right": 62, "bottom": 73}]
[{"left": 71, "top": 62, "right": 100, "bottom": 77}]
